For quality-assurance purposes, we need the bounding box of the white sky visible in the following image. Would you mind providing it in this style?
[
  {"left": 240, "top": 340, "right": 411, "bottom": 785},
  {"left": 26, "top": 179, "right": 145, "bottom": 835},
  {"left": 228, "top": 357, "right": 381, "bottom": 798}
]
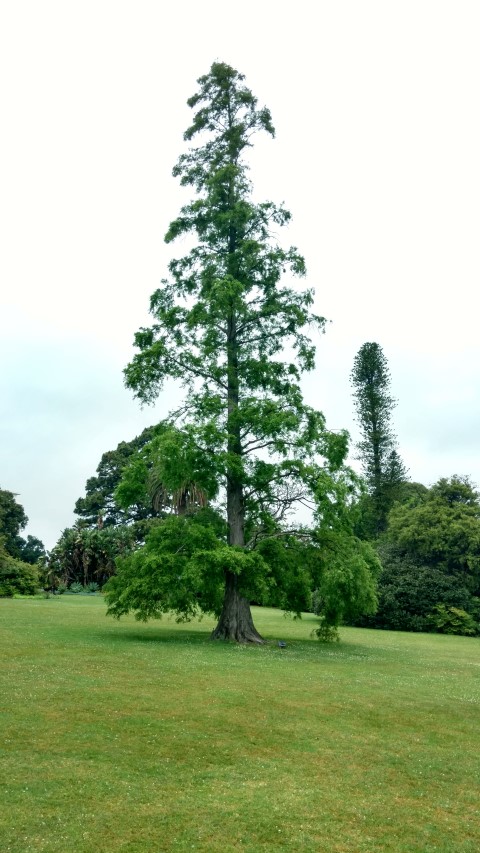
[{"left": 1, "top": 1, "right": 479, "bottom": 549}]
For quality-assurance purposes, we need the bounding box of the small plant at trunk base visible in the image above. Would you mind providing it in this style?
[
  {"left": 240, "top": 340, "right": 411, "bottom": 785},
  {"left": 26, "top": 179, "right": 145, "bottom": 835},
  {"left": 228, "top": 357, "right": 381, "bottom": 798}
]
[
  {"left": 86, "top": 582, "right": 99, "bottom": 593},
  {"left": 314, "top": 617, "right": 340, "bottom": 643},
  {"left": 111, "top": 62, "right": 379, "bottom": 643}
]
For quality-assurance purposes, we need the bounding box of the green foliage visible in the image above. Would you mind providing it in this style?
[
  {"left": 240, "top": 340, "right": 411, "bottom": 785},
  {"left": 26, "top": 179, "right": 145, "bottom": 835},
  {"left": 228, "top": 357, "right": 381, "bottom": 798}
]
[
  {"left": 353, "top": 543, "right": 478, "bottom": 633},
  {"left": 0, "top": 489, "right": 45, "bottom": 566},
  {"left": 0, "top": 488, "right": 29, "bottom": 558},
  {"left": 348, "top": 475, "right": 480, "bottom": 634},
  {"left": 69, "top": 582, "right": 84, "bottom": 594},
  {"left": 387, "top": 475, "right": 480, "bottom": 592},
  {"left": 16, "top": 535, "right": 46, "bottom": 565},
  {"left": 0, "top": 537, "right": 39, "bottom": 597},
  {"left": 430, "top": 475, "right": 480, "bottom": 506},
  {"left": 312, "top": 530, "right": 380, "bottom": 628},
  {"left": 86, "top": 581, "right": 100, "bottom": 593},
  {"left": 307, "top": 469, "right": 381, "bottom": 631},
  {"left": 428, "top": 604, "right": 478, "bottom": 636},
  {"left": 115, "top": 426, "right": 218, "bottom": 516},
  {"left": 254, "top": 535, "right": 314, "bottom": 614},
  {"left": 104, "top": 515, "right": 227, "bottom": 621},
  {"left": 74, "top": 425, "right": 163, "bottom": 528},
  {"left": 48, "top": 525, "right": 137, "bottom": 588},
  {"left": 123, "top": 62, "right": 333, "bottom": 524},
  {"left": 255, "top": 468, "right": 381, "bottom": 630},
  {"left": 350, "top": 343, "right": 408, "bottom": 536},
  {"left": 393, "top": 480, "right": 430, "bottom": 508}
]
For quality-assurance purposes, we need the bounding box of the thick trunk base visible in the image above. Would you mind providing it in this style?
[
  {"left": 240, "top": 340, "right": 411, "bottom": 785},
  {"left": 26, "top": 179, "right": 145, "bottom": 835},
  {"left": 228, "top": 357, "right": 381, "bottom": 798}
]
[{"left": 211, "top": 573, "right": 264, "bottom": 643}]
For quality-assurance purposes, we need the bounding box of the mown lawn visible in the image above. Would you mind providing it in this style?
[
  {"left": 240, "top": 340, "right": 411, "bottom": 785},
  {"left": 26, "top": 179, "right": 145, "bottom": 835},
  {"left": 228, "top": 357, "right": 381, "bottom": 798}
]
[{"left": 1, "top": 597, "right": 479, "bottom": 852}]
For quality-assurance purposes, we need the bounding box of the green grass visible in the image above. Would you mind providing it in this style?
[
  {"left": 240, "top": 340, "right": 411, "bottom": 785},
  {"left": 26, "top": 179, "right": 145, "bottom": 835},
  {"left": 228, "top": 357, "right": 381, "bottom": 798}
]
[{"left": 1, "top": 598, "right": 479, "bottom": 852}]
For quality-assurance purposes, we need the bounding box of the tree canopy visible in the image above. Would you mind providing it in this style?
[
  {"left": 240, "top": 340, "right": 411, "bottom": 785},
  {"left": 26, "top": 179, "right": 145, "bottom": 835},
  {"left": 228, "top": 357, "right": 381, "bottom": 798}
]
[
  {"left": 0, "top": 490, "right": 43, "bottom": 596},
  {"left": 387, "top": 475, "right": 480, "bottom": 591},
  {"left": 0, "top": 488, "right": 28, "bottom": 558},
  {"left": 0, "top": 488, "right": 45, "bottom": 565},
  {"left": 74, "top": 426, "right": 162, "bottom": 529}
]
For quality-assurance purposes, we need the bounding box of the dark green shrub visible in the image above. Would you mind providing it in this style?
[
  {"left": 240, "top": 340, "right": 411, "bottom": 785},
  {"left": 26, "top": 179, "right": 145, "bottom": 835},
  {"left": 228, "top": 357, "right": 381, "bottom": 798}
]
[
  {"left": 351, "top": 544, "right": 477, "bottom": 632},
  {"left": 69, "top": 582, "right": 84, "bottom": 594}
]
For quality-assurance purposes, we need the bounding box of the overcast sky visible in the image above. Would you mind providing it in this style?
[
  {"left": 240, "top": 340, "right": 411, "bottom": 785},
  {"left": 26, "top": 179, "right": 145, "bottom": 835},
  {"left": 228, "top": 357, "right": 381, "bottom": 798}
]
[{"left": 1, "top": 1, "right": 479, "bottom": 549}]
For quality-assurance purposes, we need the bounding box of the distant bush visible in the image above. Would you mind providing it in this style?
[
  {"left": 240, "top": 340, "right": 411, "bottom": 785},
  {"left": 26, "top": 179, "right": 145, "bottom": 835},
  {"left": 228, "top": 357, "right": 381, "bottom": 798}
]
[
  {"left": 86, "top": 582, "right": 99, "bottom": 593},
  {"left": 351, "top": 544, "right": 477, "bottom": 634},
  {"left": 0, "top": 542, "right": 39, "bottom": 597},
  {"left": 428, "top": 605, "right": 478, "bottom": 636},
  {"left": 69, "top": 582, "right": 84, "bottom": 594}
]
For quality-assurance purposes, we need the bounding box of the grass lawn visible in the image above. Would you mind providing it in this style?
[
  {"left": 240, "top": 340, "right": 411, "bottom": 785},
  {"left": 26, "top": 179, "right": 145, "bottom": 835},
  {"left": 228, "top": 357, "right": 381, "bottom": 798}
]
[{"left": 1, "top": 598, "right": 479, "bottom": 852}]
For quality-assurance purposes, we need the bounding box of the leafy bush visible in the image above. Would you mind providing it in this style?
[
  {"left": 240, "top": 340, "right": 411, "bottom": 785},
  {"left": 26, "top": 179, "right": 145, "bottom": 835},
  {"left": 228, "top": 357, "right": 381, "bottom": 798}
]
[
  {"left": 86, "top": 581, "right": 99, "bottom": 593},
  {"left": 386, "top": 476, "right": 480, "bottom": 593},
  {"left": 428, "top": 604, "right": 478, "bottom": 636},
  {"left": 0, "top": 545, "right": 39, "bottom": 597},
  {"left": 69, "top": 582, "right": 84, "bottom": 594},
  {"left": 352, "top": 544, "right": 477, "bottom": 633}
]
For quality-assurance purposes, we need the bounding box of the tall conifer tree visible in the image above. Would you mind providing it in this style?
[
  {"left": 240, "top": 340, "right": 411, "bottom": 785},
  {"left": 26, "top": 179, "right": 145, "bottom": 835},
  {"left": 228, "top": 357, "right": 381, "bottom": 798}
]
[
  {"left": 350, "top": 342, "right": 407, "bottom": 536},
  {"left": 122, "top": 63, "right": 353, "bottom": 641}
]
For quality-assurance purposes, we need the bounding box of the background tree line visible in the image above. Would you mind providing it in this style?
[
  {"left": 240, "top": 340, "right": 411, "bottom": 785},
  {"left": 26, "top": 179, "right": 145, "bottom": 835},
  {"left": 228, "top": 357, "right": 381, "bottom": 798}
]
[
  {"left": 3, "top": 348, "right": 480, "bottom": 637},
  {"left": 0, "top": 488, "right": 45, "bottom": 596}
]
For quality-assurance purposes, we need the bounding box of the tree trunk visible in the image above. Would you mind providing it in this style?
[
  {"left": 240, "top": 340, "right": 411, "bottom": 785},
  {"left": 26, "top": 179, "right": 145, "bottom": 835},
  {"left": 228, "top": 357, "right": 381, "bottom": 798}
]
[
  {"left": 210, "top": 126, "right": 264, "bottom": 644},
  {"left": 211, "top": 571, "right": 264, "bottom": 643},
  {"left": 211, "top": 473, "right": 265, "bottom": 642},
  {"left": 210, "top": 309, "right": 264, "bottom": 641}
]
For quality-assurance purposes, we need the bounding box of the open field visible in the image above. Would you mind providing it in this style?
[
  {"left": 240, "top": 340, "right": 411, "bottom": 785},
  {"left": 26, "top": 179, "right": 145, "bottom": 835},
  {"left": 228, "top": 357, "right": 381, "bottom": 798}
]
[{"left": 1, "top": 598, "right": 479, "bottom": 852}]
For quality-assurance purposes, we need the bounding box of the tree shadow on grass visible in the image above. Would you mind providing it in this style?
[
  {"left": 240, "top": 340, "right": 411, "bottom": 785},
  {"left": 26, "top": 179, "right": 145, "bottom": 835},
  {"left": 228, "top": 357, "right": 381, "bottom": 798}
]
[
  {"left": 97, "top": 621, "right": 216, "bottom": 646},
  {"left": 96, "top": 622, "right": 380, "bottom": 661},
  {"left": 81, "top": 603, "right": 386, "bottom": 656},
  {"left": 96, "top": 621, "right": 310, "bottom": 650}
]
